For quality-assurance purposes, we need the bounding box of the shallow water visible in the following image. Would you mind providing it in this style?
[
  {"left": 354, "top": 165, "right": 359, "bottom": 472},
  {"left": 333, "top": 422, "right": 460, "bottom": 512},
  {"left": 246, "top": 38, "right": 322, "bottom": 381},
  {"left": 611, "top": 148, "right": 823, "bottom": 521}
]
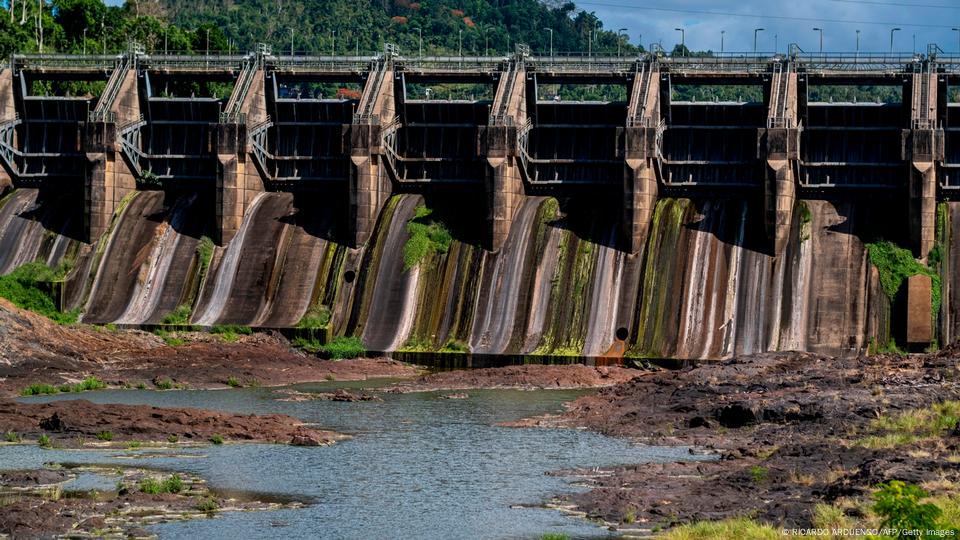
[{"left": 11, "top": 383, "right": 710, "bottom": 539}]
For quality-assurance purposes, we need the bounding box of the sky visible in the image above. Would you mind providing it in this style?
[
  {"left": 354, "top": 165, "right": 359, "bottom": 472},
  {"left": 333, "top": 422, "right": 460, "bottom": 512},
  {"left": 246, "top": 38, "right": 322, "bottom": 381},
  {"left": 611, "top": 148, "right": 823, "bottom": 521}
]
[{"left": 579, "top": 0, "right": 960, "bottom": 55}]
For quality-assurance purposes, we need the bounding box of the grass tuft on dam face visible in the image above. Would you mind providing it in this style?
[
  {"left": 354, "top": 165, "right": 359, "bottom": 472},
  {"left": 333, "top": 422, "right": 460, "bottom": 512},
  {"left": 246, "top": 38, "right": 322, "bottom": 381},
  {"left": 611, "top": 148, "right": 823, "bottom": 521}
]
[
  {"left": 403, "top": 205, "right": 452, "bottom": 271},
  {"left": 0, "top": 262, "right": 78, "bottom": 324}
]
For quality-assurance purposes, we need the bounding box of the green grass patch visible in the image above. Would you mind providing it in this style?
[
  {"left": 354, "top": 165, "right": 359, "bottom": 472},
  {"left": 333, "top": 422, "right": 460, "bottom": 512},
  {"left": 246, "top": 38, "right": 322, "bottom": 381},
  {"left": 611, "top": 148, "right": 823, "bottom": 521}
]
[
  {"left": 153, "top": 329, "right": 185, "bottom": 347},
  {"left": 749, "top": 465, "right": 768, "bottom": 483},
  {"left": 96, "top": 431, "right": 113, "bottom": 441},
  {"left": 38, "top": 435, "right": 51, "bottom": 448},
  {"left": 139, "top": 475, "right": 184, "bottom": 495},
  {"left": 161, "top": 304, "right": 193, "bottom": 325},
  {"left": 226, "top": 377, "right": 241, "bottom": 388},
  {"left": 403, "top": 204, "right": 453, "bottom": 270},
  {"left": 319, "top": 336, "right": 365, "bottom": 359},
  {"left": 210, "top": 325, "right": 252, "bottom": 343},
  {"left": 297, "top": 305, "right": 331, "bottom": 329},
  {"left": 195, "top": 236, "right": 215, "bottom": 283},
  {"left": 657, "top": 517, "right": 781, "bottom": 539},
  {"left": 0, "top": 262, "right": 78, "bottom": 324},
  {"left": 293, "top": 336, "right": 366, "bottom": 359},
  {"left": 4, "top": 432, "right": 20, "bottom": 443},
  {"left": 798, "top": 201, "right": 813, "bottom": 242},
  {"left": 540, "top": 534, "right": 570, "bottom": 540},
  {"left": 196, "top": 498, "right": 219, "bottom": 513},
  {"left": 154, "top": 379, "right": 175, "bottom": 390},
  {"left": 21, "top": 377, "right": 106, "bottom": 396},
  {"left": 209, "top": 435, "right": 224, "bottom": 445},
  {"left": 856, "top": 401, "right": 960, "bottom": 449}
]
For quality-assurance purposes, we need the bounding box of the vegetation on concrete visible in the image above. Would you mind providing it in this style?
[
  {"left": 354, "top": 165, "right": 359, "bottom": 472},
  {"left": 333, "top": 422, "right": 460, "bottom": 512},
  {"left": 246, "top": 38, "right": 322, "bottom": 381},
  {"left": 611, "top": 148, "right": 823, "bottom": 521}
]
[
  {"left": 20, "top": 377, "right": 106, "bottom": 396},
  {"left": 160, "top": 304, "right": 192, "bottom": 325},
  {"left": 297, "top": 305, "right": 331, "bottom": 330},
  {"left": 798, "top": 201, "right": 812, "bottom": 242},
  {"left": 0, "top": 262, "right": 78, "bottom": 324},
  {"left": 866, "top": 240, "right": 941, "bottom": 323},
  {"left": 441, "top": 340, "right": 469, "bottom": 353},
  {"left": 404, "top": 205, "right": 453, "bottom": 270}
]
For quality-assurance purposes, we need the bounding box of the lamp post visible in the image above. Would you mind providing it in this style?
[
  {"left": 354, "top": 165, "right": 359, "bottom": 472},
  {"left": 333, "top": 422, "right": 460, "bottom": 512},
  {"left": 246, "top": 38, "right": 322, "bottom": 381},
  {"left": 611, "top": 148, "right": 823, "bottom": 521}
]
[
  {"left": 754, "top": 28, "right": 765, "bottom": 54},
  {"left": 82, "top": 27, "right": 87, "bottom": 55},
  {"left": 855, "top": 29, "right": 861, "bottom": 59},
  {"left": 331, "top": 30, "right": 336, "bottom": 56},
  {"left": 290, "top": 28, "right": 294, "bottom": 56},
  {"left": 721, "top": 30, "right": 725, "bottom": 54},
  {"left": 618, "top": 28, "right": 627, "bottom": 57},
  {"left": 813, "top": 27, "right": 823, "bottom": 54},
  {"left": 101, "top": 18, "right": 105, "bottom": 54},
  {"left": 414, "top": 27, "right": 422, "bottom": 58},
  {"left": 889, "top": 27, "right": 900, "bottom": 54},
  {"left": 953, "top": 27, "right": 959, "bottom": 52},
  {"left": 206, "top": 28, "right": 210, "bottom": 56},
  {"left": 544, "top": 27, "right": 553, "bottom": 57},
  {"left": 674, "top": 27, "right": 684, "bottom": 56},
  {"left": 459, "top": 29, "right": 463, "bottom": 57}
]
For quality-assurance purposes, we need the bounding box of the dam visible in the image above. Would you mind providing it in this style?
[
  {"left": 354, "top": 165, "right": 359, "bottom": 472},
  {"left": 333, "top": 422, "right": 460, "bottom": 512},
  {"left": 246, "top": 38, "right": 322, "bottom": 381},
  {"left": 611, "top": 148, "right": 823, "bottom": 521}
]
[{"left": 1, "top": 43, "right": 959, "bottom": 359}]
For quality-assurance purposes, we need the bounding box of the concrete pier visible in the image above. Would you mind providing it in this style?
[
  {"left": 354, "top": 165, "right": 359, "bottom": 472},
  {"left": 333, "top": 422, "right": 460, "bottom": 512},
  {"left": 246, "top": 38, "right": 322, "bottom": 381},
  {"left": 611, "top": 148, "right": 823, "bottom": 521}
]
[{"left": 0, "top": 47, "right": 958, "bottom": 255}]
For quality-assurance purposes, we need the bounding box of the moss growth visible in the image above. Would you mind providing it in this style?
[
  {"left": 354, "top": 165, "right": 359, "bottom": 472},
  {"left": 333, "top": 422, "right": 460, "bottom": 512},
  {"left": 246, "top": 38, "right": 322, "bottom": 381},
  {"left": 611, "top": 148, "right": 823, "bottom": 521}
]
[
  {"left": 399, "top": 336, "right": 433, "bottom": 352},
  {"left": 440, "top": 340, "right": 469, "bottom": 353},
  {"left": 798, "top": 201, "right": 812, "bottom": 242},
  {"left": 403, "top": 205, "right": 453, "bottom": 270},
  {"left": 195, "top": 236, "right": 215, "bottom": 283},
  {"left": 297, "top": 305, "right": 331, "bottom": 329},
  {"left": 865, "top": 240, "right": 941, "bottom": 329},
  {"left": 0, "top": 262, "right": 78, "bottom": 324}
]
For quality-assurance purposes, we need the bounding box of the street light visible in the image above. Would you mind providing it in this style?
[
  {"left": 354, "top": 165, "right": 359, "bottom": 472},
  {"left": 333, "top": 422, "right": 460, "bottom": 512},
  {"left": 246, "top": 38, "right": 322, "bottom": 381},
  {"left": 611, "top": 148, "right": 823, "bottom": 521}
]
[
  {"left": 720, "top": 30, "right": 725, "bottom": 54},
  {"left": 618, "top": 28, "right": 627, "bottom": 57},
  {"left": 753, "top": 28, "right": 765, "bottom": 54},
  {"left": 290, "top": 28, "right": 294, "bottom": 56},
  {"left": 82, "top": 27, "right": 87, "bottom": 55},
  {"left": 206, "top": 28, "right": 210, "bottom": 56},
  {"left": 544, "top": 27, "right": 553, "bottom": 57},
  {"left": 889, "top": 27, "right": 900, "bottom": 54},
  {"left": 414, "top": 27, "right": 422, "bottom": 58},
  {"left": 675, "top": 27, "right": 684, "bottom": 56},
  {"left": 459, "top": 29, "right": 463, "bottom": 57},
  {"left": 856, "top": 29, "right": 861, "bottom": 58},
  {"left": 953, "top": 28, "right": 960, "bottom": 53},
  {"left": 813, "top": 27, "right": 823, "bottom": 54},
  {"left": 331, "top": 30, "right": 336, "bottom": 56}
]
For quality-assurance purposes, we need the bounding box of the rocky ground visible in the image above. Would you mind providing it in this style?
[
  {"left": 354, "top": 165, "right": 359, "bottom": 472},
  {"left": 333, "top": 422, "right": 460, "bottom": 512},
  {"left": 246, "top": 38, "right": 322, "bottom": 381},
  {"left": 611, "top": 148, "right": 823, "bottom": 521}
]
[
  {"left": 508, "top": 350, "right": 960, "bottom": 533},
  {"left": 0, "top": 399, "right": 344, "bottom": 447},
  {"left": 0, "top": 465, "right": 304, "bottom": 538},
  {"left": 0, "top": 298, "right": 421, "bottom": 397},
  {"left": 385, "top": 364, "right": 641, "bottom": 393}
]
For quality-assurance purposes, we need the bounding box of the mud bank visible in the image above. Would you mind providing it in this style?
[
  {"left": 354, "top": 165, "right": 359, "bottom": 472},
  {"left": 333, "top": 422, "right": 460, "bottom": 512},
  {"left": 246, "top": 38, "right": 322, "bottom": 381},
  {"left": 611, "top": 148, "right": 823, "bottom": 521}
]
[
  {"left": 387, "top": 364, "right": 642, "bottom": 393},
  {"left": 514, "top": 350, "right": 960, "bottom": 531},
  {"left": 0, "top": 399, "right": 344, "bottom": 446},
  {"left": 0, "top": 465, "right": 304, "bottom": 538},
  {"left": 0, "top": 299, "right": 421, "bottom": 397}
]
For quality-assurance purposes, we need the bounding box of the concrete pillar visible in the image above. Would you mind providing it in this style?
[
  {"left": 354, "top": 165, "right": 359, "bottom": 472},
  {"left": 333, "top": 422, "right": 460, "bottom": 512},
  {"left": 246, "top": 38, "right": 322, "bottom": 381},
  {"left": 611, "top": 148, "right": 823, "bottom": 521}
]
[
  {"left": 348, "top": 64, "right": 395, "bottom": 248},
  {"left": 622, "top": 64, "right": 660, "bottom": 255},
  {"left": 0, "top": 68, "right": 13, "bottom": 191},
  {"left": 485, "top": 61, "right": 527, "bottom": 251},
  {"left": 215, "top": 69, "right": 267, "bottom": 245},
  {"left": 83, "top": 67, "right": 140, "bottom": 243},
  {"left": 762, "top": 68, "right": 799, "bottom": 255},
  {"left": 906, "top": 70, "right": 942, "bottom": 259},
  {"left": 906, "top": 274, "right": 933, "bottom": 345}
]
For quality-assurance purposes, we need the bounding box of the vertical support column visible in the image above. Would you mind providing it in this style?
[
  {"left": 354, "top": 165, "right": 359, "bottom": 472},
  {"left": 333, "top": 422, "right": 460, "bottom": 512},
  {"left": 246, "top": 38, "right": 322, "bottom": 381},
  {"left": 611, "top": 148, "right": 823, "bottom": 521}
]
[
  {"left": 83, "top": 66, "right": 140, "bottom": 243},
  {"left": 348, "top": 61, "right": 395, "bottom": 248},
  {"left": 762, "top": 67, "right": 799, "bottom": 255},
  {"left": 907, "top": 68, "right": 941, "bottom": 260},
  {"left": 0, "top": 68, "right": 14, "bottom": 192},
  {"left": 485, "top": 59, "right": 527, "bottom": 251},
  {"left": 216, "top": 69, "right": 267, "bottom": 245},
  {"left": 623, "top": 63, "right": 660, "bottom": 255}
]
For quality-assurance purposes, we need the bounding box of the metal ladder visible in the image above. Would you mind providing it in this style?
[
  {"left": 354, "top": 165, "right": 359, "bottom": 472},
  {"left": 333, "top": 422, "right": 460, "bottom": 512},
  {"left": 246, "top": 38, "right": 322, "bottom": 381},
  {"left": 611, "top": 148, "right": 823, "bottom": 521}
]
[{"left": 89, "top": 54, "right": 130, "bottom": 123}]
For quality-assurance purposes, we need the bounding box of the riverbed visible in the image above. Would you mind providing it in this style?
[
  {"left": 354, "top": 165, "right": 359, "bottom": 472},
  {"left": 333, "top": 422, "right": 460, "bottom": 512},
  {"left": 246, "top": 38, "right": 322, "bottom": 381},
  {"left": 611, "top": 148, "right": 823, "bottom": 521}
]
[{"left": 9, "top": 380, "right": 708, "bottom": 539}]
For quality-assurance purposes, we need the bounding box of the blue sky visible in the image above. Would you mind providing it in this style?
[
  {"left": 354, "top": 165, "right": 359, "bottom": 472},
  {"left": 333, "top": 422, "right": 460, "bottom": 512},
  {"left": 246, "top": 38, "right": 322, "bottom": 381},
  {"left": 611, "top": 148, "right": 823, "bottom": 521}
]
[{"left": 580, "top": 0, "right": 960, "bottom": 54}]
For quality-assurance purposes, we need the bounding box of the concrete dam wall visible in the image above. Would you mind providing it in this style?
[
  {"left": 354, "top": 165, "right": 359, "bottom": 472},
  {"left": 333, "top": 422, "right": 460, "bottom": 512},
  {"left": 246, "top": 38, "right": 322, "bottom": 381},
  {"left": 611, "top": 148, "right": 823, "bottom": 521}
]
[{"left": 0, "top": 47, "right": 958, "bottom": 359}]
